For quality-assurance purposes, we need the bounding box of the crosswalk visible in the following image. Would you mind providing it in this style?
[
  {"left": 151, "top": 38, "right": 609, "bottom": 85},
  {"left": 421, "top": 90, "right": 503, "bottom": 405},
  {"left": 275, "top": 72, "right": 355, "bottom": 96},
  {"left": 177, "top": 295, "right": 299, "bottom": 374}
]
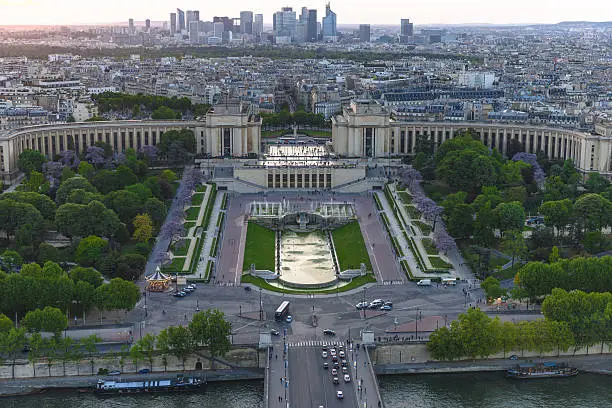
[
  {"left": 287, "top": 340, "right": 347, "bottom": 348},
  {"left": 382, "top": 280, "right": 404, "bottom": 285}
]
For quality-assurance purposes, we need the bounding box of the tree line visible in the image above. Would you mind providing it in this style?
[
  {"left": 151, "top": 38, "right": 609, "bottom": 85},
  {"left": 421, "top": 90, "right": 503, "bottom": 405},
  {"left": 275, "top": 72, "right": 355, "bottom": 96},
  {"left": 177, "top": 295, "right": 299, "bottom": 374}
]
[
  {"left": 261, "top": 109, "right": 328, "bottom": 129},
  {"left": 91, "top": 92, "right": 210, "bottom": 120},
  {"left": 0, "top": 308, "right": 231, "bottom": 378}
]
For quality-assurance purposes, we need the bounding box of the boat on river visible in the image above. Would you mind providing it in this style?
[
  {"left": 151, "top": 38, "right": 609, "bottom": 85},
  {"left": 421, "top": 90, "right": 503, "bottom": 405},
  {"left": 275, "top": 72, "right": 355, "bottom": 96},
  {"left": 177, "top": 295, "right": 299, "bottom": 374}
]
[
  {"left": 506, "top": 362, "right": 578, "bottom": 379},
  {"left": 94, "top": 375, "right": 205, "bottom": 394}
]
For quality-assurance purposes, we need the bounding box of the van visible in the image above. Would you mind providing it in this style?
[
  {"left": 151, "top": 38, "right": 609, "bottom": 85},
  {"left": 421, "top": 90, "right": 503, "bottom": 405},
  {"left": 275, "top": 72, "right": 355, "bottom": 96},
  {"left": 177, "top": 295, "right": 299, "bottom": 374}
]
[
  {"left": 416, "top": 279, "right": 431, "bottom": 286},
  {"left": 442, "top": 278, "right": 457, "bottom": 286}
]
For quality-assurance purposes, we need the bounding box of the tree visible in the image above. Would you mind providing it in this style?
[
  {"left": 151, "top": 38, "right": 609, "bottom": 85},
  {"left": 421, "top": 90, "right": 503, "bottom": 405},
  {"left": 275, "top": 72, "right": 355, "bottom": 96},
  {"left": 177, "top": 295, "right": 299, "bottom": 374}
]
[
  {"left": 151, "top": 106, "right": 179, "bottom": 120},
  {"left": 95, "top": 278, "right": 140, "bottom": 311},
  {"left": 494, "top": 202, "right": 525, "bottom": 235},
  {"left": 0, "top": 313, "right": 13, "bottom": 333},
  {"left": 436, "top": 149, "right": 498, "bottom": 193},
  {"left": 0, "top": 199, "right": 44, "bottom": 239},
  {"left": 17, "top": 150, "right": 47, "bottom": 176},
  {"left": 189, "top": 309, "right": 232, "bottom": 359},
  {"left": 27, "top": 331, "right": 44, "bottom": 377},
  {"left": 135, "top": 333, "right": 156, "bottom": 371},
  {"left": 0, "top": 250, "right": 23, "bottom": 271},
  {"left": 481, "top": 276, "right": 506, "bottom": 300},
  {"left": 22, "top": 171, "right": 49, "bottom": 193},
  {"left": 457, "top": 308, "right": 502, "bottom": 359},
  {"left": 573, "top": 193, "right": 612, "bottom": 233},
  {"left": 539, "top": 199, "right": 573, "bottom": 238},
  {"left": 502, "top": 230, "right": 527, "bottom": 268},
  {"left": 447, "top": 204, "right": 474, "bottom": 239},
  {"left": 56, "top": 200, "right": 122, "bottom": 239},
  {"left": 77, "top": 161, "right": 95, "bottom": 180},
  {"left": 160, "top": 169, "right": 177, "bottom": 183},
  {"left": 0, "top": 327, "right": 27, "bottom": 378},
  {"left": 133, "top": 213, "right": 154, "bottom": 243},
  {"left": 22, "top": 306, "right": 68, "bottom": 337},
  {"left": 130, "top": 342, "right": 145, "bottom": 372},
  {"left": 55, "top": 176, "right": 98, "bottom": 205},
  {"left": 582, "top": 231, "right": 609, "bottom": 254},
  {"left": 104, "top": 190, "right": 141, "bottom": 223},
  {"left": 69, "top": 267, "right": 103, "bottom": 288},
  {"left": 143, "top": 198, "right": 167, "bottom": 227},
  {"left": 156, "top": 328, "right": 170, "bottom": 372},
  {"left": 114, "top": 254, "right": 146, "bottom": 281},
  {"left": 81, "top": 334, "right": 101, "bottom": 375},
  {"left": 75, "top": 236, "right": 109, "bottom": 267},
  {"left": 164, "top": 325, "right": 194, "bottom": 370},
  {"left": 57, "top": 336, "right": 75, "bottom": 375}
]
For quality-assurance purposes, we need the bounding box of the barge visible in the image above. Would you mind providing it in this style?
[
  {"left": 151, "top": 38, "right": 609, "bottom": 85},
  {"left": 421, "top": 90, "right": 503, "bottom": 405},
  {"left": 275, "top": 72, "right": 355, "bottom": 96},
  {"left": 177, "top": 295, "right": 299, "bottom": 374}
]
[
  {"left": 94, "top": 375, "right": 205, "bottom": 394},
  {"left": 506, "top": 362, "right": 578, "bottom": 379}
]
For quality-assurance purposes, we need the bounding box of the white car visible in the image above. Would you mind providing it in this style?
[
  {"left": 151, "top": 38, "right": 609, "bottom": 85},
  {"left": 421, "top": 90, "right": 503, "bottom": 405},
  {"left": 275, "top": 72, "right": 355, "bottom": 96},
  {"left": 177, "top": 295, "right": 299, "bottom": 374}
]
[
  {"left": 339, "top": 350, "right": 345, "bottom": 358},
  {"left": 337, "top": 391, "right": 343, "bottom": 399},
  {"left": 330, "top": 348, "right": 337, "bottom": 356},
  {"left": 322, "top": 351, "right": 328, "bottom": 358},
  {"left": 344, "top": 374, "right": 351, "bottom": 383}
]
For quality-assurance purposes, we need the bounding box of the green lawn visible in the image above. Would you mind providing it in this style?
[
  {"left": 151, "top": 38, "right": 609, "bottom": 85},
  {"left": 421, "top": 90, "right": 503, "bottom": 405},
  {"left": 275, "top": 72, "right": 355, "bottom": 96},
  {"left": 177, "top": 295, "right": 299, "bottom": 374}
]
[
  {"left": 428, "top": 256, "right": 452, "bottom": 269},
  {"left": 242, "top": 222, "right": 276, "bottom": 272},
  {"left": 413, "top": 221, "right": 432, "bottom": 235},
  {"left": 405, "top": 205, "right": 421, "bottom": 219},
  {"left": 191, "top": 193, "right": 205, "bottom": 206},
  {"left": 331, "top": 222, "right": 372, "bottom": 271},
  {"left": 421, "top": 238, "right": 439, "bottom": 255},
  {"left": 196, "top": 185, "right": 207, "bottom": 193},
  {"left": 241, "top": 274, "right": 376, "bottom": 294},
  {"left": 184, "top": 221, "right": 196, "bottom": 230},
  {"left": 422, "top": 181, "right": 452, "bottom": 202},
  {"left": 185, "top": 206, "right": 200, "bottom": 221},
  {"left": 172, "top": 240, "right": 189, "bottom": 256},
  {"left": 397, "top": 191, "right": 412, "bottom": 204},
  {"left": 163, "top": 256, "right": 186, "bottom": 272}
]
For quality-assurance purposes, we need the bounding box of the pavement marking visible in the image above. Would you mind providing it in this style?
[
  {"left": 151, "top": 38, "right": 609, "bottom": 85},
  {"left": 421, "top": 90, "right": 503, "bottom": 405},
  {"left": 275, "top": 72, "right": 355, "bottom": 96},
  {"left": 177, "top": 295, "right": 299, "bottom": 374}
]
[{"left": 287, "top": 340, "right": 346, "bottom": 347}]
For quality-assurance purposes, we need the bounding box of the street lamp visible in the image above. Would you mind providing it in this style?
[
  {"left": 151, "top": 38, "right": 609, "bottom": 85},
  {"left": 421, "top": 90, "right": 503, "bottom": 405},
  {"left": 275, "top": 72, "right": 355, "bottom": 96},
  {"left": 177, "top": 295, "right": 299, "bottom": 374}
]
[
  {"left": 196, "top": 299, "right": 200, "bottom": 312},
  {"left": 259, "top": 288, "right": 263, "bottom": 321},
  {"left": 362, "top": 287, "right": 367, "bottom": 319},
  {"left": 415, "top": 307, "right": 419, "bottom": 341}
]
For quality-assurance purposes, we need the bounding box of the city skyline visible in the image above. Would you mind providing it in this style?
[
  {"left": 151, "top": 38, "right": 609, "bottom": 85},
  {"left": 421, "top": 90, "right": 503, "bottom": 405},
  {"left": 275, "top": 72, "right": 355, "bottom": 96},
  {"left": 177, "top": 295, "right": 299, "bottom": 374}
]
[{"left": 0, "top": 0, "right": 608, "bottom": 26}]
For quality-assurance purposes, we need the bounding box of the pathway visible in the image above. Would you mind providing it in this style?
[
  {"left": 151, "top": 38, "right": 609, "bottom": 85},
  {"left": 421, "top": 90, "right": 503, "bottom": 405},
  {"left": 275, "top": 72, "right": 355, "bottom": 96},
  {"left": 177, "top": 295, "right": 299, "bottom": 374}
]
[
  {"left": 194, "top": 191, "right": 226, "bottom": 279},
  {"left": 182, "top": 185, "right": 212, "bottom": 271}
]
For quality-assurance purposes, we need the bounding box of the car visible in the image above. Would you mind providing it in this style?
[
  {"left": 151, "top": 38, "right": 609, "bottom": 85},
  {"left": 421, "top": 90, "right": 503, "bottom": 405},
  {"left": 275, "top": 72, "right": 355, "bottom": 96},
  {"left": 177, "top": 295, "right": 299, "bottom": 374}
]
[
  {"left": 355, "top": 302, "right": 368, "bottom": 309},
  {"left": 369, "top": 299, "right": 384, "bottom": 307},
  {"left": 323, "top": 329, "right": 336, "bottom": 336},
  {"left": 331, "top": 368, "right": 338, "bottom": 376},
  {"left": 330, "top": 348, "right": 336, "bottom": 356},
  {"left": 339, "top": 350, "right": 345, "bottom": 358},
  {"left": 244, "top": 286, "right": 251, "bottom": 292},
  {"left": 509, "top": 355, "right": 518, "bottom": 360},
  {"left": 337, "top": 391, "right": 343, "bottom": 399},
  {"left": 322, "top": 351, "right": 328, "bottom": 358},
  {"left": 332, "top": 356, "right": 338, "bottom": 363},
  {"left": 188, "top": 283, "right": 197, "bottom": 289},
  {"left": 271, "top": 329, "right": 280, "bottom": 336},
  {"left": 322, "top": 345, "right": 328, "bottom": 351},
  {"left": 323, "top": 362, "right": 329, "bottom": 369},
  {"left": 182, "top": 290, "right": 191, "bottom": 295},
  {"left": 341, "top": 359, "right": 347, "bottom": 367},
  {"left": 333, "top": 377, "right": 339, "bottom": 385},
  {"left": 22, "top": 344, "right": 31, "bottom": 353},
  {"left": 108, "top": 370, "right": 121, "bottom": 376},
  {"left": 333, "top": 362, "right": 339, "bottom": 369},
  {"left": 286, "top": 315, "right": 293, "bottom": 323},
  {"left": 380, "top": 305, "right": 392, "bottom": 311},
  {"left": 342, "top": 366, "right": 348, "bottom": 373},
  {"left": 183, "top": 287, "right": 194, "bottom": 293},
  {"left": 344, "top": 374, "right": 351, "bottom": 383},
  {"left": 138, "top": 368, "right": 150, "bottom": 374},
  {"left": 384, "top": 301, "right": 393, "bottom": 306},
  {"left": 173, "top": 291, "right": 186, "bottom": 297}
]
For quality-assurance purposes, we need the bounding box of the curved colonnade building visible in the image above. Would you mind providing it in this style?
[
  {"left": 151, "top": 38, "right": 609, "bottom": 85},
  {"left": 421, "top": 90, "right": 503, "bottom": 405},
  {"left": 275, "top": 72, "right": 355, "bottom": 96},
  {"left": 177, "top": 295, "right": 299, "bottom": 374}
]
[{"left": 1, "top": 99, "right": 611, "bottom": 185}]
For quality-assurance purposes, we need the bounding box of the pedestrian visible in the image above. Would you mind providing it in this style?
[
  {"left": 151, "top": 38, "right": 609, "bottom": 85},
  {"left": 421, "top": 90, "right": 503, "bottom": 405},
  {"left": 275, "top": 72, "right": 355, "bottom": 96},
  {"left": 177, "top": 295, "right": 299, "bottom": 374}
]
[
  {"left": 275, "top": 354, "right": 278, "bottom": 360},
  {"left": 280, "top": 377, "right": 283, "bottom": 383}
]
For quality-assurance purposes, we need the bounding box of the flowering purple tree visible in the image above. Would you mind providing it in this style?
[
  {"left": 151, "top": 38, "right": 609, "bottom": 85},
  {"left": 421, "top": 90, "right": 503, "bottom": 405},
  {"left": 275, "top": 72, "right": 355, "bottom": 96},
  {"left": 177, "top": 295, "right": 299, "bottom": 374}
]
[
  {"left": 400, "top": 168, "right": 422, "bottom": 188},
  {"left": 42, "top": 161, "right": 63, "bottom": 188},
  {"left": 160, "top": 220, "right": 185, "bottom": 244},
  {"left": 58, "top": 150, "right": 80, "bottom": 169},
  {"left": 154, "top": 251, "right": 171, "bottom": 266},
  {"left": 85, "top": 146, "right": 106, "bottom": 166},
  {"left": 434, "top": 228, "right": 457, "bottom": 253},
  {"left": 511, "top": 152, "right": 545, "bottom": 186},
  {"left": 139, "top": 145, "right": 159, "bottom": 162}
]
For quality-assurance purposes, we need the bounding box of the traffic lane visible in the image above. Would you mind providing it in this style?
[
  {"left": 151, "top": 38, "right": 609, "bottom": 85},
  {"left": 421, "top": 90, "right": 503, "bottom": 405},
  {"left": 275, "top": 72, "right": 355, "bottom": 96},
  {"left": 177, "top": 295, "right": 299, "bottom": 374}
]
[{"left": 289, "top": 347, "right": 357, "bottom": 408}]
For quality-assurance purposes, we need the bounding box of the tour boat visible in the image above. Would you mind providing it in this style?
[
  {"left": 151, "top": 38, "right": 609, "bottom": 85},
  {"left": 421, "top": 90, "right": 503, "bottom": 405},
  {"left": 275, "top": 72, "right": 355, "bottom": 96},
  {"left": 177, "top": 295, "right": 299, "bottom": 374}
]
[{"left": 506, "top": 362, "right": 578, "bottom": 379}]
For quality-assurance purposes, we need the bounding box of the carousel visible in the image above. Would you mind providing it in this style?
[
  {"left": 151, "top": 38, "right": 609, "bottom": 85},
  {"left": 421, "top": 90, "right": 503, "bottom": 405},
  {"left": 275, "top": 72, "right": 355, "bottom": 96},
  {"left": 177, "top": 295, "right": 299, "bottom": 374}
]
[{"left": 145, "top": 267, "right": 172, "bottom": 292}]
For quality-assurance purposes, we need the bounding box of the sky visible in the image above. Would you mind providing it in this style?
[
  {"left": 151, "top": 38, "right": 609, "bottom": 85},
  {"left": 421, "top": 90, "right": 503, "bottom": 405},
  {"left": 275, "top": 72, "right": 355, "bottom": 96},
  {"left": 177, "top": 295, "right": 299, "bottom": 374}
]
[{"left": 0, "top": 0, "right": 609, "bottom": 26}]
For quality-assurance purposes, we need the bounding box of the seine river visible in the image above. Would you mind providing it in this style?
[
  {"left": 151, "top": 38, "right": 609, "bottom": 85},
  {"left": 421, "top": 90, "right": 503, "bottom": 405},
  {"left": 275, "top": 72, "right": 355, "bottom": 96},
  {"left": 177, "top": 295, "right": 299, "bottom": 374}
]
[{"left": 2, "top": 374, "right": 611, "bottom": 408}]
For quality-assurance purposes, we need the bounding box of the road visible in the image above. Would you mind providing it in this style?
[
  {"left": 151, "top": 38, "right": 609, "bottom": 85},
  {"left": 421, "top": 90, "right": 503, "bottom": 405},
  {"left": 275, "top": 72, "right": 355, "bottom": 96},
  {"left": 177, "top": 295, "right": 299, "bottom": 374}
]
[{"left": 289, "top": 346, "right": 357, "bottom": 408}]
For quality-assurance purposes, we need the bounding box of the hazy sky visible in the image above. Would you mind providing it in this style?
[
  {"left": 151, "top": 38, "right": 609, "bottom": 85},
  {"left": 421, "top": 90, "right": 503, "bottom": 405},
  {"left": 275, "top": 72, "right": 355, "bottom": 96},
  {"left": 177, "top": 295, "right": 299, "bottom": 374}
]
[{"left": 0, "top": 0, "right": 609, "bottom": 26}]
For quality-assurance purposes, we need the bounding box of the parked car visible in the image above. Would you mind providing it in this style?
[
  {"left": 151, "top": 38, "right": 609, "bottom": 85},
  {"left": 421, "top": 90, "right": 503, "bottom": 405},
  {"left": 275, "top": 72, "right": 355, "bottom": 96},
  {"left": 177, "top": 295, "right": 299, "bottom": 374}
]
[
  {"left": 323, "top": 329, "right": 336, "bottom": 336},
  {"left": 138, "top": 368, "right": 150, "bottom": 374},
  {"left": 244, "top": 286, "right": 251, "bottom": 292},
  {"left": 380, "top": 305, "right": 392, "bottom": 311},
  {"left": 355, "top": 302, "right": 368, "bottom": 309},
  {"left": 270, "top": 329, "right": 280, "bottom": 336},
  {"left": 509, "top": 355, "right": 518, "bottom": 360},
  {"left": 384, "top": 301, "right": 393, "bottom": 306},
  {"left": 341, "top": 359, "right": 348, "bottom": 367},
  {"left": 108, "top": 370, "right": 121, "bottom": 376},
  {"left": 369, "top": 299, "right": 384, "bottom": 307}
]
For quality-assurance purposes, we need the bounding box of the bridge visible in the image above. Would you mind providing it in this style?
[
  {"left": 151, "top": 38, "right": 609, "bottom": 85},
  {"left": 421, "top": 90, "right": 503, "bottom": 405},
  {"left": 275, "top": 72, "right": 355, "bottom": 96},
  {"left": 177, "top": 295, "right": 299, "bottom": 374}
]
[{"left": 265, "top": 337, "right": 384, "bottom": 408}]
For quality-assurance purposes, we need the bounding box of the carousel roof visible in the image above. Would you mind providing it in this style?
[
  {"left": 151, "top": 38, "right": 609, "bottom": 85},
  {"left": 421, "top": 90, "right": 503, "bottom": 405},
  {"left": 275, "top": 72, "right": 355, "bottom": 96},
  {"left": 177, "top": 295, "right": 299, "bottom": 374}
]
[{"left": 146, "top": 267, "right": 171, "bottom": 282}]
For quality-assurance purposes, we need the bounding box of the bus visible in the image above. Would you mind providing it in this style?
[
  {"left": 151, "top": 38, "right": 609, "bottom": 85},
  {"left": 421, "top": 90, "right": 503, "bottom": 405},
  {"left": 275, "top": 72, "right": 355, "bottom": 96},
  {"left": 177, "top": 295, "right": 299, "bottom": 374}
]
[{"left": 274, "top": 301, "right": 290, "bottom": 321}]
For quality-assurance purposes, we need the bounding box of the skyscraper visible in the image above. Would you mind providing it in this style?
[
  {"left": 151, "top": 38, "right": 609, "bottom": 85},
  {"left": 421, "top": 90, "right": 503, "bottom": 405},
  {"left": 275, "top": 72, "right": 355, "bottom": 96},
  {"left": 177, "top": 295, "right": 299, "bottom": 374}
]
[
  {"left": 400, "top": 19, "right": 413, "bottom": 43},
  {"left": 128, "top": 18, "right": 134, "bottom": 34},
  {"left": 145, "top": 19, "right": 151, "bottom": 31},
  {"left": 359, "top": 24, "right": 370, "bottom": 42},
  {"left": 170, "top": 13, "right": 176, "bottom": 34},
  {"left": 322, "top": 3, "right": 337, "bottom": 42},
  {"left": 254, "top": 14, "right": 264, "bottom": 36},
  {"left": 186, "top": 10, "right": 199, "bottom": 31},
  {"left": 307, "top": 9, "right": 317, "bottom": 42},
  {"left": 240, "top": 11, "right": 253, "bottom": 34},
  {"left": 274, "top": 7, "right": 297, "bottom": 42},
  {"left": 177, "top": 8, "right": 185, "bottom": 32},
  {"left": 213, "top": 16, "right": 234, "bottom": 32}
]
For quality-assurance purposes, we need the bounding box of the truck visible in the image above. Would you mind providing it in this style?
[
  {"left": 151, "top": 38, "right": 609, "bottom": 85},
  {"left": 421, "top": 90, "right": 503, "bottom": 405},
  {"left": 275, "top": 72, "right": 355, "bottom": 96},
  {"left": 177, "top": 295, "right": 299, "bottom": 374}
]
[{"left": 416, "top": 279, "right": 431, "bottom": 286}]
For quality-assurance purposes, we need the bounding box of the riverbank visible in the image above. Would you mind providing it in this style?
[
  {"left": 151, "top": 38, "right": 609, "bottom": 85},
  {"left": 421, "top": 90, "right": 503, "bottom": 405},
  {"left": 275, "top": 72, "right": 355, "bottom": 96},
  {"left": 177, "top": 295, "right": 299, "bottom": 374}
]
[
  {"left": 374, "top": 353, "right": 612, "bottom": 376},
  {"left": 0, "top": 368, "right": 264, "bottom": 397}
]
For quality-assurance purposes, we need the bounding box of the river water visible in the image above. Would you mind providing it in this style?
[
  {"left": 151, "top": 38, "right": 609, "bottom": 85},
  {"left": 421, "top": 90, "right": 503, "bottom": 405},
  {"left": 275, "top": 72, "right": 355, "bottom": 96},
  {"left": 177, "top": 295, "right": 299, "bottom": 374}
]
[{"left": 2, "top": 374, "right": 610, "bottom": 408}]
